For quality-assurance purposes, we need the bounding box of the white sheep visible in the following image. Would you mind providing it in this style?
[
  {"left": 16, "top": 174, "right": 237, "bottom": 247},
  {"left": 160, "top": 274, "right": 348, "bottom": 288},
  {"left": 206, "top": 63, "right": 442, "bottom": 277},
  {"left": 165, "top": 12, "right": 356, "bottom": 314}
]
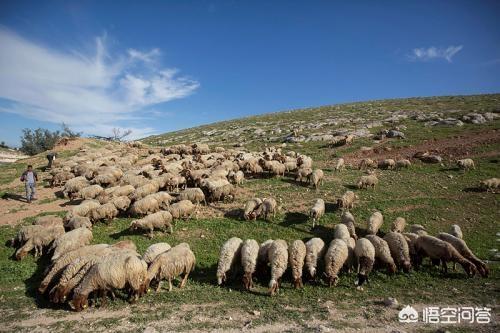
[
  {"left": 457, "top": 158, "right": 475, "bottom": 171},
  {"left": 50, "top": 227, "right": 93, "bottom": 262},
  {"left": 177, "top": 188, "right": 206, "bottom": 205},
  {"left": 257, "top": 239, "right": 274, "bottom": 276},
  {"left": 64, "top": 216, "right": 92, "bottom": 231},
  {"left": 334, "top": 158, "right": 345, "bottom": 172},
  {"left": 15, "top": 225, "right": 65, "bottom": 260},
  {"left": 308, "top": 169, "right": 324, "bottom": 189},
  {"left": 395, "top": 159, "right": 411, "bottom": 169},
  {"left": 383, "top": 232, "right": 411, "bottom": 273},
  {"left": 448, "top": 224, "right": 463, "bottom": 239},
  {"left": 130, "top": 211, "right": 173, "bottom": 238},
  {"left": 129, "top": 196, "right": 160, "bottom": 216},
  {"left": 437, "top": 233, "right": 488, "bottom": 277},
  {"left": 341, "top": 211, "right": 357, "bottom": 239},
  {"left": 241, "top": 239, "right": 260, "bottom": 290},
  {"left": 268, "top": 239, "right": 288, "bottom": 296},
  {"left": 143, "top": 242, "right": 172, "bottom": 264},
  {"left": 337, "top": 191, "right": 357, "bottom": 210},
  {"left": 479, "top": 178, "right": 500, "bottom": 192},
  {"left": 169, "top": 200, "right": 196, "bottom": 219},
  {"left": 216, "top": 237, "right": 243, "bottom": 285},
  {"left": 365, "top": 235, "right": 397, "bottom": 274},
  {"left": 305, "top": 237, "right": 325, "bottom": 279},
  {"left": 366, "top": 211, "right": 383, "bottom": 235},
  {"left": 243, "top": 198, "right": 262, "bottom": 221},
  {"left": 309, "top": 199, "right": 325, "bottom": 228},
  {"left": 354, "top": 238, "right": 375, "bottom": 286},
  {"left": 324, "top": 239, "right": 348, "bottom": 287},
  {"left": 89, "top": 202, "right": 119, "bottom": 223},
  {"left": 333, "top": 224, "right": 350, "bottom": 243},
  {"left": 391, "top": 217, "right": 406, "bottom": 233},
  {"left": 357, "top": 174, "right": 378, "bottom": 190},
  {"left": 288, "top": 240, "right": 306, "bottom": 288}
]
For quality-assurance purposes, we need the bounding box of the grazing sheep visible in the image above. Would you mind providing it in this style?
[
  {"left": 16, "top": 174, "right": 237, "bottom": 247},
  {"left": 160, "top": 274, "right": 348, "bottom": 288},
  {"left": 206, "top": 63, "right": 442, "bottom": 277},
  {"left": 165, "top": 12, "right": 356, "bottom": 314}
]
[
  {"left": 241, "top": 239, "right": 260, "bottom": 290},
  {"left": 216, "top": 237, "right": 243, "bottom": 285},
  {"left": 308, "top": 169, "right": 324, "bottom": 189},
  {"left": 334, "top": 158, "right": 345, "bottom": 172},
  {"left": 309, "top": 199, "right": 325, "bottom": 228},
  {"left": 130, "top": 182, "right": 160, "bottom": 201},
  {"left": 110, "top": 195, "right": 132, "bottom": 211},
  {"left": 410, "top": 224, "right": 428, "bottom": 236},
  {"left": 68, "top": 200, "right": 101, "bottom": 220},
  {"left": 34, "top": 215, "right": 63, "bottom": 227},
  {"left": 383, "top": 232, "right": 411, "bottom": 273},
  {"left": 391, "top": 217, "right": 406, "bottom": 233},
  {"left": 169, "top": 200, "right": 196, "bottom": 219},
  {"left": 365, "top": 235, "right": 397, "bottom": 274},
  {"left": 15, "top": 225, "right": 65, "bottom": 260},
  {"left": 130, "top": 211, "right": 173, "bottom": 238},
  {"left": 243, "top": 198, "right": 263, "bottom": 221},
  {"left": 148, "top": 191, "right": 173, "bottom": 209},
  {"left": 79, "top": 185, "right": 104, "bottom": 200},
  {"left": 341, "top": 211, "right": 357, "bottom": 239},
  {"left": 402, "top": 232, "right": 419, "bottom": 265},
  {"left": 337, "top": 191, "right": 357, "bottom": 210},
  {"left": 479, "top": 178, "right": 500, "bottom": 192},
  {"left": 50, "top": 227, "right": 93, "bottom": 262},
  {"left": 288, "top": 240, "right": 306, "bottom": 288},
  {"left": 177, "top": 188, "right": 206, "bottom": 205},
  {"left": 50, "top": 171, "right": 75, "bottom": 187},
  {"left": 295, "top": 167, "right": 313, "bottom": 183},
  {"left": 112, "top": 185, "right": 136, "bottom": 198},
  {"left": 305, "top": 238, "right": 325, "bottom": 279},
  {"left": 70, "top": 251, "right": 148, "bottom": 311},
  {"left": 359, "top": 158, "right": 376, "bottom": 170},
  {"left": 254, "top": 197, "right": 278, "bottom": 221},
  {"left": 395, "top": 159, "right": 411, "bottom": 169},
  {"left": 145, "top": 243, "right": 195, "bottom": 292},
  {"left": 437, "top": 233, "right": 489, "bottom": 277},
  {"left": 89, "top": 202, "right": 119, "bottom": 223},
  {"left": 366, "top": 211, "right": 383, "bottom": 235},
  {"left": 414, "top": 235, "right": 477, "bottom": 277},
  {"left": 357, "top": 174, "right": 379, "bottom": 190},
  {"left": 64, "top": 216, "right": 92, "bottom": 230},
  {"left": 143, "top": 243, "right": 172, "bottom": 264},
  {"left": 324, "top": 239, "right": 349, "bottom": 287},
  {"left": 449, "top": 224, "right": 463, "bottom": 239},
  {"left": 129, "top": 196, "right": 160, "bottom": 216},
  {"left": 64, "top": 177, "right": 90, "bottom": 199},
  {"left": 354, "top": 238, "right": 375, "bottom": 286},
  {"left": 228, "top": 170, "right": 245, "bottom": 186},
  {"left": 268, "top": 240, "right": 288, "bottom": 296},
  {"left": 333, "top": 224, "right": 350, "bottom": 243},
  {"left": 457, "top": 158, "right": 475, "bottom": 171},
  {"left": 378, "top": 159, "right": 395, "bottom": 170}
]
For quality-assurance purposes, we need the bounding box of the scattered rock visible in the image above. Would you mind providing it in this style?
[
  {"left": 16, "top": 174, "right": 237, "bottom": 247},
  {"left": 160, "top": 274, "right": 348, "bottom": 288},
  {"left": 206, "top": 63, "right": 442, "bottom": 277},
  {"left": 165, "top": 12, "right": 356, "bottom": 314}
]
[
  {"left": 251, "top": 310, "right": 261, "bottom": 316},
  {"left": 383, "top": 297, "right": 399, "bottom": 308}
]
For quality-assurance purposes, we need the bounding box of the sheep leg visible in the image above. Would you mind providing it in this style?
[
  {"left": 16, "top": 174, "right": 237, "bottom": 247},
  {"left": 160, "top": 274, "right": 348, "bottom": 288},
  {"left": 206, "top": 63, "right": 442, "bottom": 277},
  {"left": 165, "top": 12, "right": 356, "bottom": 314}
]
[
  {"left": 180, "top": 272, "right": 189, "bottom": 288},
  {"left": 441, "top": 260, "right": 448, "bottom": 274},
  {"left": 155, "top": 280, "right": 162, "bottom": 292},
  {"left": 148, "top": 228, "right": 154, "bottom": 239},
  {"left": 168, "top": 279, "right": 173, "bottom": 292}
]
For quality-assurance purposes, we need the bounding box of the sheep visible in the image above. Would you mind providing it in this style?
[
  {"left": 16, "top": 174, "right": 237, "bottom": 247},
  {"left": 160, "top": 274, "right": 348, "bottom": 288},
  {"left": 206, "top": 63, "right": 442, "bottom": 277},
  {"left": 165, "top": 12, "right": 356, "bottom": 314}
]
[
  {"left": 256, "top": 197, "right": 278, "bottom": 221},
  {"left": 64, "top": 216, "right": 92, "bottom": 230},
  {"left": 268, "top": 240, "right": 288, "bottom": 296},
  {"left": 129, "top": 211, "right": 173, "bottom": 238},
  {"left": 378, "top": 159, "right": 395, "bottom": 170},
  {"left": 216, "top": 237, "right": 243, "bottom": 285},
  {"left": 128, "top": 196, "right": 160, "bottom": 216},
  {"left": 391, "top": 217, "right": 406, "bottom": 233},
  {"left": 63, "top": 176, "right": 90, "bottom": 199},
  {"left": 449, "top": 224, "right": 463, "bottom": 239},
  {"left": 110, "top": 195, "right": 132, "bottom": 211},
  {"left": 309, "top": 199, "right": 325, "bottom": 228},
  {"left": 130, "top": 182, "right": 160, "bottom": 201},
  {"left": 359, "top": 158, "right": 376, "bottom": 170},
  {"left": 201, "top": 178, "right": 235, "bottom": 202},
  {"left": 295, "top": 167, "right": 312, "bottom": 183},
  {"left": 144, "top": 243, "right": 196, "bottom": 292},
  {"left": 50, "top": 227, "right": 93, "bottom": 262},
  {"left": 148, "top": 191, "right": 173, "bottom": 209},
  {"left": 241, "top": 239, "right": 260, "bottom": 290},
  {"left": 67, "top": 200, "right": 101, "bottom": 220},
  {"left": 341, "top": 211, "right": 357, "bottom": 239},
  {"left": 33, "top": 215, "right": 63, "bottom": 227},
  {"left": 177, "top": 188, "right": 206, "bottom": 205},
  {"left": 89, "top": 202, "right": 119, "bottom": 223},
  {"left": 366, "top": 211, "right": 383, "bottom": 235},
  {"left": 243, "top": 198, "right": 262, "bottom": 221},
  {"left": 437, "top": 233, "right": 489, "bottom": 277},
  {"left": 337, "top": 191, "right": 357, "bottom": 210},
  {"left": 307, "top": 169, "right": 324, "bottom": 189},
  {"left": 79, "top": 185, "right": 104, "bottom": 200},
  {"left": 457, "top": 158, "right": 475, "bottom": 171},
  {"left": 383, "top": 232, "right": 411, "bottom": 273},
  {"left": 334, "top": 158, "right": 345, "bottom": 172},
  {"left": 284, "top": 160, "right": 298, "bottom": 173},
  {"left": 15, "top": 225, "right": 65, "bottom": 260},
  {"left": 354, "top": 238, "right": 375, "bottom": 286},
  {"left": 410, "top": 224, "right": 428, "bottom": 236},
  {"left": 365, "top": 235, "right": 397, "bottom": 274},
  {"left": 333, "top": 224, "right": 350, "bottom": 243},
  {"left": 414, "top": 235, "right": 477, "bottom": 277},
  {"left": 111, "top": 185, "right": 136, "bottom": 198},
  {"left": 357, "top": 174, "right": 379, "bottom": 190},
  {"left": 324, "top": 239, "right": 349, "bottom": 287},
  {"left": 169, "top": 200, "right": 196, "bottom": 219},
  {"left": 50, "top": 171, "right": 75, "bottom": 187},
  {"left": 403, "top": 232, "right": 419, "bottom": 264},
  {"left": 395, "top": 159, "right": 411, "bottom": 169},
  {"left": 297, "top": 155, "right": 313, "bottom": 169},
  {"left": 143, "top": 243, "right": 171, "bottom": 264},
  {"left": 305, "top": 238, "right": 325, "bottom": 279},
  {"left": 70, "top": 251, "right": 148, "bottom": 311},
  {"left": 228, "top": 170, "right": 245, "bottom": 186},
  {"left": 479, "top": 178, "right": 500, "bottom": 192},
  {"left": 288, "top": 240, "right": 306, "bottom": 288}
]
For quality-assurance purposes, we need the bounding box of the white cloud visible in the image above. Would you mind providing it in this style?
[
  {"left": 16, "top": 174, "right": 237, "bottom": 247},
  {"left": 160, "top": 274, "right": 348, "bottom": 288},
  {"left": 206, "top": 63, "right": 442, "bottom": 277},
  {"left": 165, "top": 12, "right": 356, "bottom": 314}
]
[
  {"left": 408, "top": 45, "right": 463, "bottom": 62},
  {"left": 0, "top": 28, "right": 199, "bottom": 138}
]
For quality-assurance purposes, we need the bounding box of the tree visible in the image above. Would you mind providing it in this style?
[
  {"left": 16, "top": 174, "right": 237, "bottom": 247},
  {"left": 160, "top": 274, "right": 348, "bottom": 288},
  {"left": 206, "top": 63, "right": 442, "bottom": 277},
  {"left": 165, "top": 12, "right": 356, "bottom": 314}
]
[
  {"left": 112, "top": 128, "right": 132, "bottom": 141},
  {"left": 0, "top": 141, "right": 7, "bottom": 149},
  {"left": 60, "top": 123, "right": 82, "bottom": 138},
  {"left": 20, "top": 128, "right": 61, "bottom": 155}
]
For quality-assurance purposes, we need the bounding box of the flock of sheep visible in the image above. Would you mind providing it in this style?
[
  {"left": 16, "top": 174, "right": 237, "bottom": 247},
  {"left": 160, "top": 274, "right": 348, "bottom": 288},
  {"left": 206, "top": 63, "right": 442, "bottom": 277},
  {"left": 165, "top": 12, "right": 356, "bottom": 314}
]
[{"left": 6, "top": 137, "right": 497, "bottom": 310}]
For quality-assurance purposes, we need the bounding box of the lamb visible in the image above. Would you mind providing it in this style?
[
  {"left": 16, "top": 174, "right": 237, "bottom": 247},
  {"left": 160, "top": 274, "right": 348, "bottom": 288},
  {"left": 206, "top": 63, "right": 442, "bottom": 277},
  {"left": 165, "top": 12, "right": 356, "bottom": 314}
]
[
  {"left": 50, "top": 227, "right": 93, "bottom": 262},
  {"left": 357, "top": 174, "right": 379, "bottom": 190},
  {"left": 169, "top": 200, "right": 196, "bottom": 219},
  {"left": 334, "top": 158, "right": 345, "bottom": 172},
  {"left": 128, "top": 196, "right": 160, "bottom": 216},
  {"left": 337, "top": 191, "right": 357, "bottom": 210},
  {"left": 333, "top": 224, "right": 350, "bottom": 243},
  {"left": 216, "top": 237, "right": 243, "bottom": 285},
  {"left": 437, "top": 233, "right": 489, "bottom": 277},
  {"left": 144, "top": 243, "right": 196, "bottom": 292},
  {"left": 324, "top": 239, "right": 349, "bottom": 287},
  {"left": 414, "top": 235, "right": 477, "bottom": 277},
  {"left": 15, "top": 225, "right": 65, "bottom": 260},
  {"left": 391, "top": 217, "right": 406, "bottom": 233},
  {"left": 341, "top": 211, "right": 357, "bottom": 239},
  {"left": 378, "top": 159, "right": 395, "bottom": 170},
  {"left": 130, "top": 211, "right": 173, "bottom": 238},
  {"left": 243, "top": 198, "right": 262, "bottom": 220},
  {"left": 295, "top": 167, "right": 312, "bottom": 183},
  {"left": 89, "top": 202, "right": 119, "bottom": 223},
  {"left": 383, "top": 232, "right": 411, "bottom": 273},
  {"left": 365, "top": 235, "right": 397, "bottom": 274},
  {"left": 449, "top": 224, "right": 463, "bottom": 239},
  {"left": 354, "top": 238, "right": 375, "bottom": 286},
  {"left": 309, "top": 199, "right": 325, "bottom": 228},
  {"left": 305, "top": 237, "right": 325, "bottom": 279},
  {"left": 79, "top": 185, "right": 104, "bottom": 200},
  {"left": 366, "top": 211, "right": 383, "bottom": 235},
  {"left": 268, "top": 240, "right": 288, "bottom": 296},
  {"left": 143, "top": 243, "right": 171, "bottom": 264},
  {"left": 70, "top": 251, "right": 148, "bottom": 311},
  {"left": 479, "top": 178, "right": 500, "bottom": 192},
  {"left": 110, "top": 195, "right": 132, "bottom": 211},
  {"left": 177, "top": 188, "right": 206, "bottom": 205},
  {"left": 457, "top": 158, "right": 475, "bottom": 171},
  {"left": 241, "top": 239, "right": 260, "bottom": 290},
  {"left": 308, "top": 169, "right": 324, "bottom": 189},
  {"left": 395, "top": 159, "right": 411, "bottom": 169},
  {"left": 64, "top": 216, "right": 92, "bottom": 230},
  {"left": 288, "top": 240, "right": 306, "bottom": 288}
]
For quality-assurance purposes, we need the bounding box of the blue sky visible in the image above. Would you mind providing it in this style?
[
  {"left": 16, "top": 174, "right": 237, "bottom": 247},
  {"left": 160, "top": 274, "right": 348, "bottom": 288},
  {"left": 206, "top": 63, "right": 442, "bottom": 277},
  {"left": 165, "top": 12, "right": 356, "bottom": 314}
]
[{"left": 1, "top": 0, "right": 500, "bottom": 147}]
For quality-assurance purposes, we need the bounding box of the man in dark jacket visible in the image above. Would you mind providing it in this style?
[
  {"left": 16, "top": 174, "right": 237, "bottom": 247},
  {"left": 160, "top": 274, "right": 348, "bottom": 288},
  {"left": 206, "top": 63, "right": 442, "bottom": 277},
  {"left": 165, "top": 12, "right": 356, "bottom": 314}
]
[
  {"left": 46, "top": 151, "right": 57, "bottom": 169},
  {"left": 20, "top": 165, "right": 38, "bottom": 203}
]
